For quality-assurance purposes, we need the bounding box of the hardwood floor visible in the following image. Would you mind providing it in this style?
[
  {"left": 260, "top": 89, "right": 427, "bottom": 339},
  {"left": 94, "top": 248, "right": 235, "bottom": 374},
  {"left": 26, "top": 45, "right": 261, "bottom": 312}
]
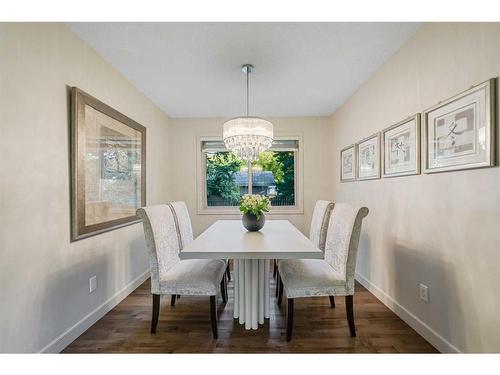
[{"left": 63, "top": 274, "right": 438, "bottom": 353}]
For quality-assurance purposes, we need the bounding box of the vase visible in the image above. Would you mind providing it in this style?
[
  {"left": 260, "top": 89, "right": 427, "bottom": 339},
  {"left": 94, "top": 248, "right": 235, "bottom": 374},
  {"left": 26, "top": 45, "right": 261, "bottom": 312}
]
[{"left": 242, "top": 212, "right": 265, "bottom": 232}]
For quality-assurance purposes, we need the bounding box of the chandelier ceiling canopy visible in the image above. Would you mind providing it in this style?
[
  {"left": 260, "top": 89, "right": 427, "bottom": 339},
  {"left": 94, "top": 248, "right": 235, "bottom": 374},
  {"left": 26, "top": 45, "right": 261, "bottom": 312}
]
[{"left": 222, "top": 64, "right": 274, "bottom": 162}]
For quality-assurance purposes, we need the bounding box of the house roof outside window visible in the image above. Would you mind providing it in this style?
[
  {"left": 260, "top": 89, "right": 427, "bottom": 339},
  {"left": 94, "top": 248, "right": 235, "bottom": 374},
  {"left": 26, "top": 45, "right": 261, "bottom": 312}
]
[{"left": 234, "top": 171, "right": 275, "bottom": 187}]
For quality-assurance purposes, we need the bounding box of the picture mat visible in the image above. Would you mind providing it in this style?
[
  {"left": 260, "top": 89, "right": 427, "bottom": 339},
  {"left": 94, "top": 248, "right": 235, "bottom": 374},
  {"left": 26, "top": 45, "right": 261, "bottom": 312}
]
[
  {"left": 83, "top": 105, "right": 143, "bottom": 226},
  {"left": 383, "top": 116, "right": 420, "bottom": 177},
  {"left": 357, "top": 134, "right": 380, "bottom": 179},
  {"left": 424, "top": 79, "right": 494, "bottom": 173},
  {"left": 341, "top": 146, "right": 355, "bottom": 181}
]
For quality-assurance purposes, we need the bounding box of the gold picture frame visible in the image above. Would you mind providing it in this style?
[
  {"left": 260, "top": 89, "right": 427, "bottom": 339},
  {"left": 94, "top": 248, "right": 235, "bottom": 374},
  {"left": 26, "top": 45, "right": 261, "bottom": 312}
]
[
  {"left": 423, "top": 78, "right": 496, "bottom": 174},
  {"left": 340, "top": 144, "right": 356, "bottom": 182},
  {"left": 382, "top": 114, "right": 421, "bottom": 178},
  {"left": 71, "top": 87, "right": 146, "bottom": 241},
  {"left": 356, "top": 132, "right": 381, "bottom": 180}
]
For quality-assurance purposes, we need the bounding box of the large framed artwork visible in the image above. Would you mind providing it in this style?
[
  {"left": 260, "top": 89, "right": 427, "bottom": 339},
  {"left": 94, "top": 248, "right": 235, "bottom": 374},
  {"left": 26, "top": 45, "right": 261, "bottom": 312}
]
[
  {"left": 71, "top": 87, "right": 146, "bottom": 241},
  {"left": 382, "top": 114, "right": 421, "bottom": 178},
  {"left": 423, "top": 79, "right": 495, "bottom": 173},
  {"left": 340, "top": 145, "right": 356, "bottom": 182},
  {"left": 356, "top": 133, "right": 381, "bottom": 180}
]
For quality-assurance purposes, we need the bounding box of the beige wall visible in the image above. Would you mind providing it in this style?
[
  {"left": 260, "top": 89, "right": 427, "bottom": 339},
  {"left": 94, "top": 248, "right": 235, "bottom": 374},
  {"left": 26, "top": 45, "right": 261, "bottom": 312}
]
[
  {"left": 3, "top": 21, "right": 499, "bottom": 354},
  {"left": 0, "top": 23, "right": 170, "bottom": 352},
  {"left": 328, "top": 23, "right": 500, "bottom": 353},
  {"left": 168, "top": 117, "right": 333, "bottom": 236}
]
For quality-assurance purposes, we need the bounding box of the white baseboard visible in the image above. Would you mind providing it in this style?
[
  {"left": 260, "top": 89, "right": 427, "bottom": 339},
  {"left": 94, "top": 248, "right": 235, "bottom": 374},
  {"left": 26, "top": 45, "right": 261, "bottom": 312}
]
[
  {"left": 355, "top": 272, "right": 461, "bottom": 353},
  {"left": 38, "top": 269, "right": 457, "bottom": 353},
  {"left": 40, "top": 269, "right": 150, "bottom": 353}
]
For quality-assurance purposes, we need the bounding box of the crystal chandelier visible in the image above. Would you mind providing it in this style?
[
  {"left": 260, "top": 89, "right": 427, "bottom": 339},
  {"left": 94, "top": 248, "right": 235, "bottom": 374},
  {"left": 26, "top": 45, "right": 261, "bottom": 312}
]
[{"left": 223, "top": 64, "right": 273, "bottom": 162}]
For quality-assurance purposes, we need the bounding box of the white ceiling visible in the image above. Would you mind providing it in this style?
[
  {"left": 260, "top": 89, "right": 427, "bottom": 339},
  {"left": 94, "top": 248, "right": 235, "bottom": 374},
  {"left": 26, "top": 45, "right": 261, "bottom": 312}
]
[{"left": 69, "top": 23, "right": 421, "bottom": 118}]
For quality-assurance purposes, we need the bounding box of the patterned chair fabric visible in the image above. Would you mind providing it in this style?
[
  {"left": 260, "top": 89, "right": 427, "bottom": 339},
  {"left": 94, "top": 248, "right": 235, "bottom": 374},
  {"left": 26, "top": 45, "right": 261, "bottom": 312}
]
[
  {"left": 278, "top": 202, "right": 369, "bottom": 298},
  {"left": 309, "top": 200, "right": 335, "bottom": 251},
  {"left": 276, "top": 200, "right": 333, "bottom": 269},
  {"left": 168, "top": 201, "right": 194, "bottom": 250},
  {"left": 137, "top": 203, "right": 226, "bottom": 296}
]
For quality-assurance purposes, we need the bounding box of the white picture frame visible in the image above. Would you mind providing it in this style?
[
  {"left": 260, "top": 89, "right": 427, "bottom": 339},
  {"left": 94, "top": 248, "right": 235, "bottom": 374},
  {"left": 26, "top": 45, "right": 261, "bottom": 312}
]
[
  {"left": 340, "top": 144, "right": 356, "bottom": 182},
  {"left": 382, "top": 114, "right": 421, "bottom": 178},
  {"left": 356, "top": 133, "right": 381, "bottom": 180},
  {"left": 423, "top": 79, "right": 496, "bottom": 173}
]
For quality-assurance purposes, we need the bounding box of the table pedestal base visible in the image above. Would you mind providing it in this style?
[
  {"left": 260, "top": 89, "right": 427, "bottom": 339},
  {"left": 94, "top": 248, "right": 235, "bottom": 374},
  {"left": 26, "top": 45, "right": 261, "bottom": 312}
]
[{"left": 233, "top": 259, "right": 270, "bottom": 330}]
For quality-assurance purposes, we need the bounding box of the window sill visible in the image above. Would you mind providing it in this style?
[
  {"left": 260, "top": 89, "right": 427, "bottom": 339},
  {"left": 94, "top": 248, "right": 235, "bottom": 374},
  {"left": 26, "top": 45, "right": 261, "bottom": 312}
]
[{"left": 197, "top": 207, "right": 304, "bottom": 215}]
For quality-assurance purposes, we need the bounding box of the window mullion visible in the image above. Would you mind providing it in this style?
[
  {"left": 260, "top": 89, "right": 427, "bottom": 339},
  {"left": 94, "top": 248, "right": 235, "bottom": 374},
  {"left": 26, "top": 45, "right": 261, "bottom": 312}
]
[
  {"left": 248, "top": 161, "right": 252, "bottom": 195},
  {"left": 203, "top": 152, "right": 208, "bottom": 208}
]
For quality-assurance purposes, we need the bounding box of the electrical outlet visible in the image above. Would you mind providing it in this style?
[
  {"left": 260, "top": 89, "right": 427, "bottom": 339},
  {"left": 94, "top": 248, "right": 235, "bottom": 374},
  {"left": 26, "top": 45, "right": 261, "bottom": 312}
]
[
  {"left": 89, "top": 276, "right": 97, "bottom": 293},
  {"left": 419, "top": 283, "right": 429, "bottom": 303}
]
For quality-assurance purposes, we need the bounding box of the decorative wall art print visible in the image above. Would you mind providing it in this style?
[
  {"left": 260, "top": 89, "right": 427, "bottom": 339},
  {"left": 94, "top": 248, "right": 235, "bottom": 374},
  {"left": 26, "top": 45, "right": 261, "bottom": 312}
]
[
  {"left": 423, "top": 79, "right": 495, "bottom": 173},
  {"left": 340, "top": 144, "right": 356, "bottom": 182},
  {"left": 356, "top": 133, "right": 381, "bottom": 180},
  {"left": 71, "top": 87, "right": 146, "bottom": 241},
  {"left": 382, "top": 114, "right": 421, "bottom": 177}
]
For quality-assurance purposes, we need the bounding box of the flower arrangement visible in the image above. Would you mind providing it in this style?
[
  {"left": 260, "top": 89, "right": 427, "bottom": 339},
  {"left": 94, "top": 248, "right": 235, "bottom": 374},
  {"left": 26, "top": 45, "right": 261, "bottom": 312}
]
[{"left": 239, "top": 194, "right": 271, "bottom": 220}]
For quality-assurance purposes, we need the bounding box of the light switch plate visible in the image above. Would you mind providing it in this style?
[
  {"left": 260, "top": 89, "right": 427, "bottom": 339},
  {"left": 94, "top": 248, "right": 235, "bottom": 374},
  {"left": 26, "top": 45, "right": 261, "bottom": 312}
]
[
  {"left": 419, "top": 283, "right": 429, "bottom": 303},
  {"left": 89, "top": 276, "right": 97, "bottom": 293}
]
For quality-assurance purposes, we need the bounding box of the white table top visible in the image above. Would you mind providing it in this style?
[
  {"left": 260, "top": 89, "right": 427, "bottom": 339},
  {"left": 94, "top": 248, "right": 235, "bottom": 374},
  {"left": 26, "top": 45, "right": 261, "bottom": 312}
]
[{"left": 180, "top": 220, "right": 323, "bottom": 260}]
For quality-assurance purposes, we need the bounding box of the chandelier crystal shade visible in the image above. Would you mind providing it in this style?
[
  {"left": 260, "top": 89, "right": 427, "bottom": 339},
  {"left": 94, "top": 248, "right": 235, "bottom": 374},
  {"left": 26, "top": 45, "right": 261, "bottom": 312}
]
[{"left": 223, "top": 64, "right": 274, "bottom": 161}]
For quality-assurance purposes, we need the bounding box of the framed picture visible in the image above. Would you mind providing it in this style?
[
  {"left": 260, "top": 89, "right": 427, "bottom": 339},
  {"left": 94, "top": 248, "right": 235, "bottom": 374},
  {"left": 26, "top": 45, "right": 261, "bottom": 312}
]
[
  {"left": 71, "top": 87, "right": 146, "bottom": 241},
  {"left": 382, "top": 114, "right": 421, "bottom": 178},
  {"left": 340, "top": 145, "right": 356, "bottom": 182},
  {"left": 356, "top": 133, "right": 381, "bottom": 180},
  {"left": 423, "top": 79, "right": 496, "bottom": 173}
]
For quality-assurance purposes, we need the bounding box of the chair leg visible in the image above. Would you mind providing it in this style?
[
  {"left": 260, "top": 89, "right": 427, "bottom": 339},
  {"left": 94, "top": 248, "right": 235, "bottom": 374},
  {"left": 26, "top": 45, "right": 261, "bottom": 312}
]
[
  {"left": 226, "top": 261, "right": 231, "bottom": 282},
  {"left": 171, "top": 294, "right": 176, "bottom": 306},
  {"left": 277, "top": 275, "right": 284, "bottom": 306},
  {"left": 345, "top": 295, "right": 356, "bottom": 337},
  {"left": 329, "top": 295, "right": 335, "bottom": 308},
  {"left": 220, "top": 277, "right": 227, "bottom": 303},
  {"left": 224, "top": 274, "right": 229, "bottom": 301},
  {"left": 273, "top": 259, "right": 277, "bottom": 278},
  {"left": 210, "top": 295, "right": 218, "bottom": 339},
  {"left": 286, "top": 298, "right": 294, "bottom": 341},
  {"left": 275, "top": 270, "right": 280, "bottom": 297},
  {"left": 151, "top": 294, "right": 160, "bottom": 334}
]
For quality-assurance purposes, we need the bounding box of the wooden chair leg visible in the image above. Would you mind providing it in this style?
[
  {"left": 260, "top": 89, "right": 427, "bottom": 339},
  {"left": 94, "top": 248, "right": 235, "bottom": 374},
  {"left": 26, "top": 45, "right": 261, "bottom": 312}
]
[
  {"left": 345, "top": 295, "right": 356, "bottom": 337},
  {"left": 329, "top": 295, "right": 335, "bottom": 308},
  {"left": 226, "top": 262, "right": 231, "bottom": 282},
  {"left": 171, "top": 294, "right": 176, "bottom": 306},
  {"left": 286, "top": 298, "right": 294, "bottom": 341},
  {"left": 224, "top": 274, "right": 229, "bottom": 301},
  {"left": 275, "top": 270, "right": 280, "bottom": 297},
  {"left": 273, "top": 259, "right": 277, "bottom": 278},
  {"left": 210, "top": 295, "right": 218, "bottom": 339},
  {"left": 151, "top": 294, "right": 160, "bottom": 334},
  {"left": 220, "top": 277, "right": 227, "bottom": 303},
  {"left": 277, "top": 275, "right": 284, "bottom": 306}
]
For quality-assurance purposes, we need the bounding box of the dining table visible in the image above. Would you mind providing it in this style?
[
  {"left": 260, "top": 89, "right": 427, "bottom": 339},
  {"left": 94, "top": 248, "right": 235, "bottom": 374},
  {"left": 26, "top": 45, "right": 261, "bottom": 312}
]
[{"left": 179, "top": 220, "right": 323, "bottom": 330}]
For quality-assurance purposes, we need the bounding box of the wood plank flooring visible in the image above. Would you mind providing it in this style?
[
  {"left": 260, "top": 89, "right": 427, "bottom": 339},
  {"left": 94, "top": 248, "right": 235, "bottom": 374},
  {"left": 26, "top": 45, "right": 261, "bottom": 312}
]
[{"left": 64, "top": 273, "right": 438, "bottom": 353}]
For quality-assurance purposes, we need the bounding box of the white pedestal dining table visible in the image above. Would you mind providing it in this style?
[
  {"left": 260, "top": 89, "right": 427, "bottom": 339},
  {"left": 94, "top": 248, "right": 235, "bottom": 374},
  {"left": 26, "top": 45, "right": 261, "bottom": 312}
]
[{"left": 179, "top": 220, "right": 323, "bottom": 330}]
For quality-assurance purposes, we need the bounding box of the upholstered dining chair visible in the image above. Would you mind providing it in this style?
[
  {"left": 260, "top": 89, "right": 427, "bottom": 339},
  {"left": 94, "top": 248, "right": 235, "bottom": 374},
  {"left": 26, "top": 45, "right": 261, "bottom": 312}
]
[
  {"left": 137, "top": 202, "right": 227, "bottom": 339},
  {"left": 277, "top": 202, "right": 369, "bottom": 341},
  {"left": 275, "top": 200, "right": 334, "bottom": 299},
  {"left": 164, "top": 202, "right": 229, "bottom": 305}
]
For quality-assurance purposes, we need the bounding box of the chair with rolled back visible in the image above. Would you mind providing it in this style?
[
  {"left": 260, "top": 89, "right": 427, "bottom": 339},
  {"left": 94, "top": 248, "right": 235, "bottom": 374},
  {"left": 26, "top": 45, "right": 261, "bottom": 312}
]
[
  {"left": 165, "top": 202, "right": 230, "bottom": 306},
  {"left": 277, "top": 202, "right": 369, "bottom": 341},
  {"left": 275, "top": 200, "right": 334, "bottom": 300},
  {"left": 137, "top": 202, "right": 227, "bottom": 339}
]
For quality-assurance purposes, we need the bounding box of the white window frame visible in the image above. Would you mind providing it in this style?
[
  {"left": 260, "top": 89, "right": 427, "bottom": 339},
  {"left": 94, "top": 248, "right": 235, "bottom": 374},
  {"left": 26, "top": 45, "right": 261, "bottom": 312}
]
[{"left": 196, "top": 133, "right": 304, "bottom": 215}]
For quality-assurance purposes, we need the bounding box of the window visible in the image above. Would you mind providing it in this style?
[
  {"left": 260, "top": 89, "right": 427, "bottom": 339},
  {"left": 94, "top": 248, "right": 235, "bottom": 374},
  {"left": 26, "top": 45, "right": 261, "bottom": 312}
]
[
  {"left": 205, "top": 150, "right": 246, "bottom": 207},
  {"left": 200, "top": 138, "right": 301, "bottom": 213}
]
